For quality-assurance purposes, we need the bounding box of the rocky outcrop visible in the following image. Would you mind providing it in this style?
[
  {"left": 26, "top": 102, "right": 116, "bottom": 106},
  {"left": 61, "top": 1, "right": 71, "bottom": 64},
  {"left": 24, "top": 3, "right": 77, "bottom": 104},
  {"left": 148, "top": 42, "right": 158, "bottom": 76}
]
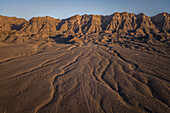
[
  {"left": 0, "top": 15, "right": 26, "bottom": 42},
  {"left": 151, "top": 12, "right": 170, "bottom": 33},
  {"left": 0, "top": 12, "right": 169, "bottom": 43}
]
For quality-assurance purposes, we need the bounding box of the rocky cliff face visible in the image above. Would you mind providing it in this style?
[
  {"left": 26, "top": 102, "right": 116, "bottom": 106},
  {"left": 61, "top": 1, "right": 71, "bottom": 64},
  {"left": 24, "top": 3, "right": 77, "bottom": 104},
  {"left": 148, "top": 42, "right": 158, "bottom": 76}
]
[
  {"left": 0, "top": 15, "right": 26, "bottom": 42},
  {"left": 0, "top": 12, "right": 169, "bottom": 44}
]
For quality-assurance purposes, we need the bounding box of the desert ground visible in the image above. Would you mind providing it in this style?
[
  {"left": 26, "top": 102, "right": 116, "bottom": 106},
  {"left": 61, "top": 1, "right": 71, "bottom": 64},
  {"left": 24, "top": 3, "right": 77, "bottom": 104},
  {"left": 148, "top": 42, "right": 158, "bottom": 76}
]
[
  {"left": 0, "top": 40, "right": 169, "bottom": 113},
  {"left": 0, "top": 12, "right": 170, "bottom": 113}
]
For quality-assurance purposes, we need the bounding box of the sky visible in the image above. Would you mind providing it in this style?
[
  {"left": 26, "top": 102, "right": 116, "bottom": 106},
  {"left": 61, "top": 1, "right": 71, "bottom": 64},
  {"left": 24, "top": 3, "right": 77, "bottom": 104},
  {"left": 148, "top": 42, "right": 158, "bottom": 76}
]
[{"left": 0, "top": 0, "right": 169, "bottom": 20}]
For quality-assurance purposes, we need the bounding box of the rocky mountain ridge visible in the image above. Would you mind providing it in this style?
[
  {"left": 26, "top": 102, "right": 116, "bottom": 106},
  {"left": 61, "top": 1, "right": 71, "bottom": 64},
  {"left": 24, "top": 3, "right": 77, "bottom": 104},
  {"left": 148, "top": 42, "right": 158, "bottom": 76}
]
[
  {"left": 0, "top": 12, "right": 170, "bottom": 113},
  {"left": 0, "top": 12, "right": 169, "bottom": 44}
]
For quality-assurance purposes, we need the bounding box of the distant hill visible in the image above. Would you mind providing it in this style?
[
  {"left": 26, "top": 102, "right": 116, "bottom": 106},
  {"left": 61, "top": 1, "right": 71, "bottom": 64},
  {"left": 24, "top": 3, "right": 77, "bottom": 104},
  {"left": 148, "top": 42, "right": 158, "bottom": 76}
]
[{"left": 0, "top": 12, "right": 169, "bottom": 44}]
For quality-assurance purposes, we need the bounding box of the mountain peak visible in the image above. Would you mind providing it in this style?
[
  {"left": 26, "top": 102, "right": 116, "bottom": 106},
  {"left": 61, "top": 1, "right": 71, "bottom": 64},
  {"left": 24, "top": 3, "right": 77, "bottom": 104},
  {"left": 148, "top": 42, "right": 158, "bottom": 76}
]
[{"left": 0, "top": 12, "right": 169, "bottom": 43}]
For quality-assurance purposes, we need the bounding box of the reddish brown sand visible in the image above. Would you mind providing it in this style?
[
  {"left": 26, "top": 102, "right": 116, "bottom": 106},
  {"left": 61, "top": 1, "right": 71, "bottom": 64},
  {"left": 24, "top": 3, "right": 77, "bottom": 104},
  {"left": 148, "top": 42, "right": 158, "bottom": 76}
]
[{"left": 0, "top": 12, "right": 170, "bottom": 113}]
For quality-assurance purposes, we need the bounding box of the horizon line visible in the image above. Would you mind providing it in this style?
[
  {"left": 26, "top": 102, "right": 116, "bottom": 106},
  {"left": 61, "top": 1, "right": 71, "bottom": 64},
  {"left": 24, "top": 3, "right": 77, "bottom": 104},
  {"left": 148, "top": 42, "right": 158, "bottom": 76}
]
[{"left": 0, "top": 11, "right": 169, "bottom": 21}]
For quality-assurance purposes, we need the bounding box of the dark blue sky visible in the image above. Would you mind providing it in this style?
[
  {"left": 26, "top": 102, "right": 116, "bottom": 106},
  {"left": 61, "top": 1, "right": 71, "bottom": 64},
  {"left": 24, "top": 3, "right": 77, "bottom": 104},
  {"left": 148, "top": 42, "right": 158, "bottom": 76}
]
[{"left": 0, "top": 0, "right": 169, "bottom": 20}]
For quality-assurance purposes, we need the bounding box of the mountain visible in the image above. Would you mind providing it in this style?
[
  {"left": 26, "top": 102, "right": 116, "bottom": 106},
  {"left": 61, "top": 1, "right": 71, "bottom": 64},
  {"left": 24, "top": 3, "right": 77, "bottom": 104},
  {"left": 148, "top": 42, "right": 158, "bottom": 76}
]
[
  {"left": 151, "top": 12, "right": 170, "bottom": 33},
  {"left": 0, "top": 12, "right": 170, "bottom": 113},
  {"left": 0, "top": 12, "right": 169, "bottom": 44},
  {"left": 0, "top": 15, "right": 26, "bottom": 42}
]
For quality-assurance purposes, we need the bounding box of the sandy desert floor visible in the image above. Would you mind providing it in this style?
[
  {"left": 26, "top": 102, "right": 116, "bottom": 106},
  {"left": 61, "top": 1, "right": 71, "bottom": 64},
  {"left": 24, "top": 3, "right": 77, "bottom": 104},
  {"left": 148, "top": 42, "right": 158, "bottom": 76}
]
[{"left": 0, "top": 41, "right": 169, "bottom": 113}]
